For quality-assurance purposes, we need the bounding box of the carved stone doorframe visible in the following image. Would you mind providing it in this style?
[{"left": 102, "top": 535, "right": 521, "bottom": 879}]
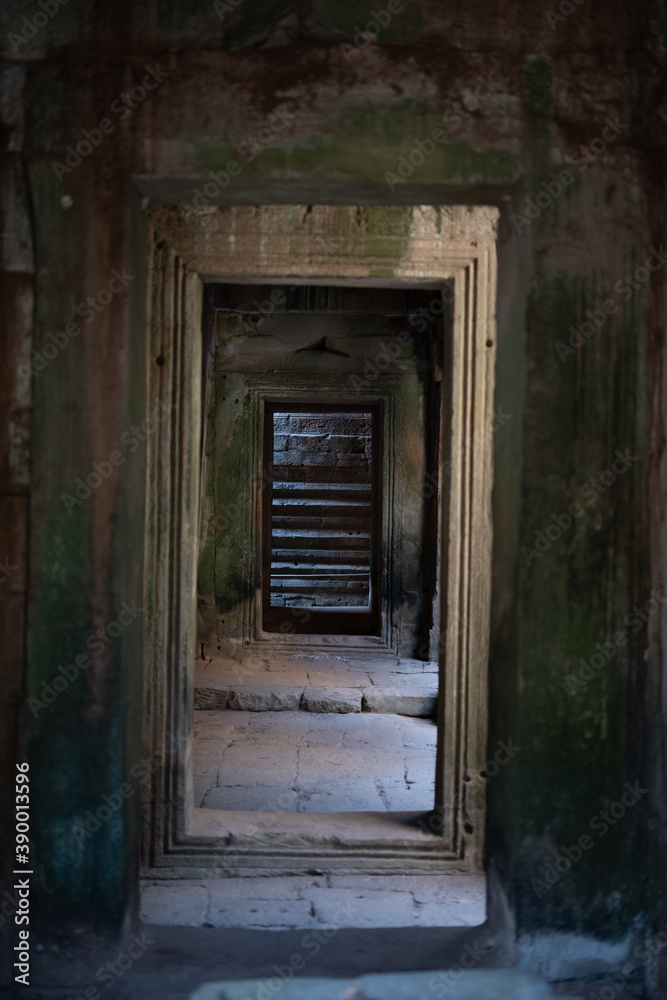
[{"left": 141, "top": 205, "right": 498, "bottom": 876}]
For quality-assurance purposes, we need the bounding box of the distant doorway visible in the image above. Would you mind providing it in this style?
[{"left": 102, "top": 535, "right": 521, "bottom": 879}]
[{"left": 262, "top": 403, "right": 382, "bottom": 635}]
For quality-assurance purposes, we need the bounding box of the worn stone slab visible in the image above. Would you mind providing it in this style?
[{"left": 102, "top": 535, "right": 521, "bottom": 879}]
[
  {"left": 362, "top": 691, "right": 436, "bottom": 717},
  {"left": 206, "top": 896, "right": 318, "bottom": 930},
  {"left": 296, "top": 782, "right": 387, "bottom": 813},
  {"left": 309, "top": 887, "right": 416, "bottom": 928},
  {"left": 142, "top": 883, "right": 208, "bottom": 926},
  {"left": 396, "top": 659, "right": 439, "bottom": 674},
  {"left": 191, "top": 969, "right": 555, "bottom": 1000},
  {"left": 203, "top": 783, "right": 299, "bottom": 813},
  {"left": 193, "top": 738, "right": 222, "bottom": 808},
  {"left": 301, "top": 686, "right": 363, "bottom": 713},
  {"left": 228, "top": 687, "right": 303, "bottom": 712},
  {"left": 195, "top": 686, "right": 231, "bottom": 709},
  {"left": 142, "top": 874, "right": 487, "bottom": 931},
  {"left": 414, "top": 900, "right": 485, "bottom": 926},
  {"left": 205, "top": 875, "right": 328, "bottom": 901}
]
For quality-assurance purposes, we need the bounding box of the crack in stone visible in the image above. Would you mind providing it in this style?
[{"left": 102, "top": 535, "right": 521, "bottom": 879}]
[
  {"left": 294, "top": 745, "right": 303, "bottom": 811},
  {"left": 374, "top": 779, "right": 391, "bottom": 811},
  {"left": 199, "top": 785, "right": 215, "bottom": 808}
]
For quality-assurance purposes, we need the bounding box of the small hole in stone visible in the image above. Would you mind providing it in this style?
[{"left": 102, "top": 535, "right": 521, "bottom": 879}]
[
  {"left": 155, "top": 356, "right": 165, "bottom": 366},
  {"left": 463, "top": 774, "right": 471, "bottom": 782},
  {"left": 486, "top": 340, "right": 493, "bottom": 348},
  {"left": 464, "top": 823, "right": 474, "bottom": 834},
  {"left": 480, "top": 770, "right": 487, "bottom": 779}
]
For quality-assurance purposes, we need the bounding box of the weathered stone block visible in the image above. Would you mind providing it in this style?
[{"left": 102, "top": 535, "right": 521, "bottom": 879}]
[
  {"left": 301, "top": 687, "right": 363, "bottom": 713},
  {"left": 228, "top": 687, "right": 302, "bottom": 711},
  {"left": 195, "top": 686, "right": 230, "bottom": 709},
  {"left": 362, "top": 692, "right": 436, "bottom": 717},
  {"left": 141, "top": 883, "right": 208, "bottom": 926}
]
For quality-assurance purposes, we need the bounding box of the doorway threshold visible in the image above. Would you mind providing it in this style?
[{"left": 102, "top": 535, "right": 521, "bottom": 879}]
[{"left": 194, "top": 653, "right": 438, "bottom": 717}]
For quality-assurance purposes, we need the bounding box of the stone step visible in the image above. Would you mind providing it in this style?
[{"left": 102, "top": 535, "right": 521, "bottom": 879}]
[
  {"left": 141, "top": 873, "right": 486, "bottom": 929},
  {"left": 194, "top": 655, "right": 438, "bottom": 717},
  {"left": 191, "top": 970, "right": 556, "bottom": 1000}
]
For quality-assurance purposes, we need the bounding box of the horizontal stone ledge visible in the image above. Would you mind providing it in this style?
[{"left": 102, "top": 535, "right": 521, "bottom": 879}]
[
  {"left": 194, "top": 684, "right": 436, "bottom": 717},
  {"left": 190, "top": 969, "right": 554, "bottom": 1000}
]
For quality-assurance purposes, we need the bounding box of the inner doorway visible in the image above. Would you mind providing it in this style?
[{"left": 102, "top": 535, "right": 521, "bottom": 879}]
[
  {"left": 193, "top": 282, "right": 444, "bottom": 816},
  {"left": 262, "top": 403, "right": 382, "bottom": 636}
]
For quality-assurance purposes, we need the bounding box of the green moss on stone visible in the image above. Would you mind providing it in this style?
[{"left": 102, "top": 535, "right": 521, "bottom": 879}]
[
  {"left": 515, "top": 257, "right": 644, "bottom": 934},
  {"left": 195, "top": 130, "right": 519, "bottom": 189}
]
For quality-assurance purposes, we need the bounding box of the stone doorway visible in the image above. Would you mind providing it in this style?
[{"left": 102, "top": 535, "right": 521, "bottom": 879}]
[
  {"left": 193, "top": 283, "right": 444, "bottom": 817},
  {"left": 141, "top": 204, "right": 496, "bottom": 878}
]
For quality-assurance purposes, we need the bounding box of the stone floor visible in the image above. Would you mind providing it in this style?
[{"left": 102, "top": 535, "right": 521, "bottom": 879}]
[
  {"left": 20, "top": 918, "right": 645, "bottom": 1000},
  {"left": 194, "top": 709, "right": 437, "bottom": 812}
]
